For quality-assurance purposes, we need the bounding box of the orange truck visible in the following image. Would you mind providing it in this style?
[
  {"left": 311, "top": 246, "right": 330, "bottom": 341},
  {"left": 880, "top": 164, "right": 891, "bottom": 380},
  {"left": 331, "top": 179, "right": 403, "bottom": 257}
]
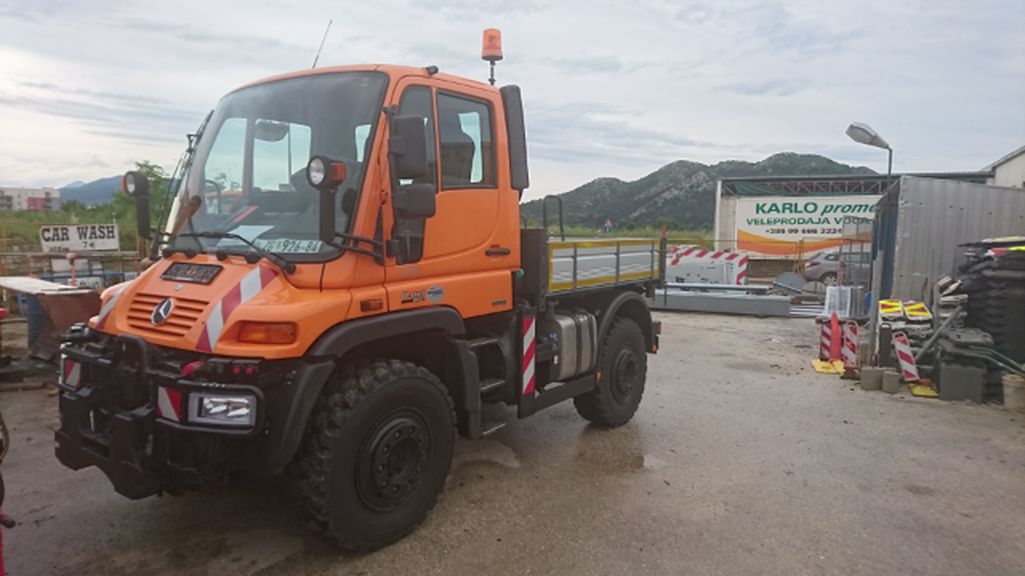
[{"left": 55, "top": 35, "right": 663, "bottom": 551}]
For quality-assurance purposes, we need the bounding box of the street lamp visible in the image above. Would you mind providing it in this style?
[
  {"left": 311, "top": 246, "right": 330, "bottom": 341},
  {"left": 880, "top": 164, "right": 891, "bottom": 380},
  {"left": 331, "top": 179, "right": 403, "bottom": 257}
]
[{"left": 846, "top": 122, "right": 892, "bottom": 176}]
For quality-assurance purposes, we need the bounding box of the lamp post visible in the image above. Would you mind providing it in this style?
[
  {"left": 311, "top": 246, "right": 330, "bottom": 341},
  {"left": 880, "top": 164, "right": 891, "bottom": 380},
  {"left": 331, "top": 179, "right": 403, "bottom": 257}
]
[
  {"left": 846, "top": 122, "right": 892, "bottom": 176},
  {"left": 845, "top": 122, "right": 892, "bottom": 369}
]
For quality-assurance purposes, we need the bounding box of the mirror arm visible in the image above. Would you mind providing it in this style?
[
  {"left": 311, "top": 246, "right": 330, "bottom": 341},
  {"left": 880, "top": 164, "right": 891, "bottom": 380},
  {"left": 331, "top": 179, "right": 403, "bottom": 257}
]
[{"left": 318, "top": 187, "right": 337, "bottom": 244}]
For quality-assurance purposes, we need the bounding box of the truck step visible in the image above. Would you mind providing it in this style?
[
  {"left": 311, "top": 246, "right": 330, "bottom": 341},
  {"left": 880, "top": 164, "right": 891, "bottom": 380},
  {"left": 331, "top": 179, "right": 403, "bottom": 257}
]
[
  {"left": 480, "top": 378, "right": 505, "bottom": 396},
  {"left": 481, "top": 421, "right": 507, "bottom": 437},
  {"left": 467, "top": 337, "right": 500, "bottom": 349}
]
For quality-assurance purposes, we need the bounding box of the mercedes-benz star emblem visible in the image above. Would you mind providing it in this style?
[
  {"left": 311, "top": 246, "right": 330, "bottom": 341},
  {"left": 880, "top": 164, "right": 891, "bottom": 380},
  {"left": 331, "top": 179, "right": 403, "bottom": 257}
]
[{"left": 151, "top": 298, "right": 174, "bottom": 326}]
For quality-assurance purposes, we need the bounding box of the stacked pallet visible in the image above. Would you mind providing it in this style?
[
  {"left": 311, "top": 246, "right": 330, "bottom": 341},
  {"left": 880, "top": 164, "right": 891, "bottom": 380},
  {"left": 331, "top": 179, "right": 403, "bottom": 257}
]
[{"left": 958, "top": 244, "right": 1025, "bottom": 365}]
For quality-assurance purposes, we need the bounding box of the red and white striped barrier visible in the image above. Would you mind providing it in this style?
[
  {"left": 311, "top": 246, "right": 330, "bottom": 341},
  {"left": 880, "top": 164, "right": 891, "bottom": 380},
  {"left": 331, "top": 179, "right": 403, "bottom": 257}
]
[
  {"left": 668, "top": 246, "right": 749, "bottom": 285},
  {"left": 892, "top": 331, "right": 919, "bottom": 383},
  {"left": 842, "top": 321, "right": 859, "bottom": 368},
  {"left": 819, "top": 322, "right": 832, "bottom": 361}
]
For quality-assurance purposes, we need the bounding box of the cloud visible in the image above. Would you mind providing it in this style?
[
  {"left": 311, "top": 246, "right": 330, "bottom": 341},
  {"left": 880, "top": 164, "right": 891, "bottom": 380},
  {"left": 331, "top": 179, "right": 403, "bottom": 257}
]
[
  {"left": 1, "top": 81, "right": 204, "bottom": 145},
  {"left": 0, "top": 0, "right": 1022, "bottom": 191},
  {"left": 721, "top": 77, "right": 808, "bottom": 97},
  {"left": 540, "top": 55, "right": 650, "bottom": 75},
  {"left": 119, "top": 17, "right": 311, "bottom": 55},
  {"left": 526, "top": 101, "right": 720, "bottom": 166},
  {"left": 408, "top": 0, "right": 548, "bottom": 16}
]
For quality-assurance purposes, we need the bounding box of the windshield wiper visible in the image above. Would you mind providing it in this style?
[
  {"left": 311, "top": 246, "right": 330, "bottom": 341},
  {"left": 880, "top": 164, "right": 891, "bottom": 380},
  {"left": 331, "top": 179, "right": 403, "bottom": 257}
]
[{"left": 178, "top": 231, "right": 296, "bottom": 274}]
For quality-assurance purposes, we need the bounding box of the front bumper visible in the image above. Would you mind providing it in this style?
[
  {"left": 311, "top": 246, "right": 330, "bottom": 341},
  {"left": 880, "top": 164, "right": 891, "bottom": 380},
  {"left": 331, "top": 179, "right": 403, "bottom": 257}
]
[{"left": 54, "top": 329, "right": 331, "bottom": 499}]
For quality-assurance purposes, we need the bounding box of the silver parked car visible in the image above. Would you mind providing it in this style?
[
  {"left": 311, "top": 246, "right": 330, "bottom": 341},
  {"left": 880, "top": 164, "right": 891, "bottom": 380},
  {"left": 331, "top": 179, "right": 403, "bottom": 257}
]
[{"left": 803, "top": 251, "right": 871, "bottom": 285}]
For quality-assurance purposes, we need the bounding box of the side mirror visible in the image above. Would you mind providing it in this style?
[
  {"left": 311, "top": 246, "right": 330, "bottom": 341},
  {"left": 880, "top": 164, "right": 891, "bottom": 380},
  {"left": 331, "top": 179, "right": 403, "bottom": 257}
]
[
  {"left": 123, "top": 171, "right": 150, "bottom": 240},
  {"left": 393, "top": 183, "right": 436, "bottom": 219},
  {"left": 389, "top": 115, "right": 428, "bottom": 180}
]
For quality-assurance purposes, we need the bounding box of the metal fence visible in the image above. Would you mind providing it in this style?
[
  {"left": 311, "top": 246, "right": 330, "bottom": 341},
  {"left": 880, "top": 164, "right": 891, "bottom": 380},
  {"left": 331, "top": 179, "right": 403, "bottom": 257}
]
[{"left": 836, "top": 217, "right": 873, "bottom": 318}]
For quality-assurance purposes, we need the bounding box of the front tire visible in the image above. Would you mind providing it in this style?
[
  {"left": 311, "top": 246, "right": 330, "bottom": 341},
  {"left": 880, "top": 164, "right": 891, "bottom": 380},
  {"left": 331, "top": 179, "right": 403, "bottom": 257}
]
[
  {"left": 290, "top": 359, "right": 455, "bottom": 552},
  {"left": 573, "top": 317, "right": 647, "bottom": 427}
]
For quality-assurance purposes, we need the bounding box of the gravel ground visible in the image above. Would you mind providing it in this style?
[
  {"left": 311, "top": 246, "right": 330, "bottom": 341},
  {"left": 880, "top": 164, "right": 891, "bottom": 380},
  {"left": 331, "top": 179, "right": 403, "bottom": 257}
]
[{"left": 1, "top": 312, "right": 1024, "bottom": 575}]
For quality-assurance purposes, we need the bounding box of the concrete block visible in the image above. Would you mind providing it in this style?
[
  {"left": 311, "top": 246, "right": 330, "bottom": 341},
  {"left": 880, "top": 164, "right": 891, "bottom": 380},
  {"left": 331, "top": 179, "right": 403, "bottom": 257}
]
[
  {"left": 882, "top": 371, "right": 902, "bottom": 394},
  {"left": 860, "top": 367, "right": 884, "bottom": 391},
  {"left": 937, "top": 362, "right": 986, "bottom": 403}
]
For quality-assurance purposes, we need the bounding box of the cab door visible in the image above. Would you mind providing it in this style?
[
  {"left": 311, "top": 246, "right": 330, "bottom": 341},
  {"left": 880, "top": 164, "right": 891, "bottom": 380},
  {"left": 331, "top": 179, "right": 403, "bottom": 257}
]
[{"left": 384, "top": 79, "right": 516, "bottom": 319}]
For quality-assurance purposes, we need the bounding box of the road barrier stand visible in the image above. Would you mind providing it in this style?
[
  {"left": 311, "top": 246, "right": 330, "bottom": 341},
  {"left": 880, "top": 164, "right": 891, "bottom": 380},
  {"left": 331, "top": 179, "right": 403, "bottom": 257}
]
[{"left": 892, "top": 331, "right": 920, "bottom": 383}]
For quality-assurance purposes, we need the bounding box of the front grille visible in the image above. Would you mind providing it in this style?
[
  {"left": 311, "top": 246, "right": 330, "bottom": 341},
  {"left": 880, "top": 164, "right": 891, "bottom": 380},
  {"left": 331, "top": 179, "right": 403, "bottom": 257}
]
[{"left": 127, "top": 293, "right": 207, "bottom": 338}]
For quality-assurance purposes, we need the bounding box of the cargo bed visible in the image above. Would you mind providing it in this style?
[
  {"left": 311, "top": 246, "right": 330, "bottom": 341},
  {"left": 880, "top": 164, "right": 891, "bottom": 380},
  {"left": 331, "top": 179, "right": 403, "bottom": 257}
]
[
  {"left": 517, "top": 230, "right": 663, "bottom": 306},
  {"left": 548, "top": 239, "right": 660, "bottom": 293}
]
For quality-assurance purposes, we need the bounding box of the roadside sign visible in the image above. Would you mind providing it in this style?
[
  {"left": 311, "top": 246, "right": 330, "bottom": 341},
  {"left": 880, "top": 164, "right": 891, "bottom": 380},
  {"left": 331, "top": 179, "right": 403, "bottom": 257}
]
[
  {"left": 734, "top": 195, "right": 879, "bottom": 257},
  {"left": 39, "top": 224, "right": 120, "bottom": 253}
]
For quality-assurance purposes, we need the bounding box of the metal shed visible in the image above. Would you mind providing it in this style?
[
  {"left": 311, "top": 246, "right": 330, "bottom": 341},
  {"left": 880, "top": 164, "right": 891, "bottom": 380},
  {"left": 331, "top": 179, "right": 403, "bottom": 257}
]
[{"left": 873, "top": 176, "right": 1025, "bottom": 302}]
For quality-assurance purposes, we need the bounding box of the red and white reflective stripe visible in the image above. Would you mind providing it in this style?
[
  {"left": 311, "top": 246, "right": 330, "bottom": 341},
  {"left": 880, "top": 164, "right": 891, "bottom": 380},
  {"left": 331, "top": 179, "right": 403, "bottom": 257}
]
[
  {"left": 892, "top": 332, "right": 919, "bottom": 383},
  {"left": 522, "top": 315, "right": 536, "bottom": 395},
  {"left": 196, "top": 266, "right": 279, "bottom": 352},
  {"left": 670, "top": 246, "right": 700, "bottom": 265},
  {"left": 156, "top": 386, "right": 183, "bottom": 422},
  {"left": 819, "top": 323, "right": 832, "bottom": 361},
  {"left": 842, "top": 321, "right": 859, "bottom": 368},
  {"left": 735, "top": 256, "right": 749, "bottom": 285},
  {"left": 63, "top": 357, "right": 82, "bottom": 389},
  {"left": 95, "top": 285, "right": 127, "bottom": 330}
]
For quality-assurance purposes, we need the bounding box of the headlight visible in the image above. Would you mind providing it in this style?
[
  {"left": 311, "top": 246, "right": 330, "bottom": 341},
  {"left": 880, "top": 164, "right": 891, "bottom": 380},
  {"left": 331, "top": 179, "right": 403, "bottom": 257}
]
[{"left": 188, "top": 393, "right": 257, "bottom": 427}]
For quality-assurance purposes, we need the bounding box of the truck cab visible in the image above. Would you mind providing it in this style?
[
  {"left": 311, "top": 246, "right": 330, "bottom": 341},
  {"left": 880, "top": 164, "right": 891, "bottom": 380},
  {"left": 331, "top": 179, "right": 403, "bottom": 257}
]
[{"left": 55, "top": 61, "right": 662, "bottom": 552}]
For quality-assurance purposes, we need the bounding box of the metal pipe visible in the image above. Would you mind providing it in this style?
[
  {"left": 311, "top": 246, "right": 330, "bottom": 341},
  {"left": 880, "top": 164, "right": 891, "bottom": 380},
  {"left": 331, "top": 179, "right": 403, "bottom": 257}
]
[{"left": 914, "top": 306, "right": 963, "bottom": 363}]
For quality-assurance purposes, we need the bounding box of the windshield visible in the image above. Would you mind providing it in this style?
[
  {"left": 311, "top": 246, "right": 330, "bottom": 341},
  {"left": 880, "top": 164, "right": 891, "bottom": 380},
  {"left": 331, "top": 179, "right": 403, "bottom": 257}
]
[{"left": 168, "top": 71, "right": 387, "bottom": 259}]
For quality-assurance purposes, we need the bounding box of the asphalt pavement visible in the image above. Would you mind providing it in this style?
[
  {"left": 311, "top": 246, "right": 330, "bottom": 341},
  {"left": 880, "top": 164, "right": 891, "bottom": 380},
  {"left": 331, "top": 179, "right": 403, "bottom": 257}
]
[{"left": 2, "top": 312, "right": 1024, "bottom": 575}]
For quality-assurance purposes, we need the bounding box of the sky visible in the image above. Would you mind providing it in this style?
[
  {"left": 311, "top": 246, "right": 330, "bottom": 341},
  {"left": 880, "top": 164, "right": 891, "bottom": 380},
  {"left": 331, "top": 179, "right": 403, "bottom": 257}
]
[{"left": 1, "top": 0, "right": 1023, "bottom": 201}]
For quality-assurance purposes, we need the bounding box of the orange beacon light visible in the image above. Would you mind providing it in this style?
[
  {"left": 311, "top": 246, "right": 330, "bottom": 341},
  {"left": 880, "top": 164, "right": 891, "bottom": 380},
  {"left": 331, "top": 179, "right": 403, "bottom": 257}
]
[
  {"left": 482, "top": 28, "right": 503, "bottom": 85},
  {"left": 482, "top": 28, "right": 503, "bottom": 61}
]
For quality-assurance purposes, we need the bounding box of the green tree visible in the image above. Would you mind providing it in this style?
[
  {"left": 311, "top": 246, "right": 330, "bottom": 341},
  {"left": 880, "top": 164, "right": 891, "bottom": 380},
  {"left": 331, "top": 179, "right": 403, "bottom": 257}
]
[{"left": 60, "top": 200, "right": 86, "bottom": 214}]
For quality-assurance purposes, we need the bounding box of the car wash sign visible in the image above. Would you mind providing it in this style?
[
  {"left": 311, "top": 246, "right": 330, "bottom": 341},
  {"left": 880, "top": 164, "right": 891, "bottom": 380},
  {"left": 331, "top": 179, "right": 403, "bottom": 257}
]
[
  {"left": 39, "top": 224, "right": 120, "bottom": 253},
  {"left": 735, "top": 195, "right": 879, "bottom": 257}
]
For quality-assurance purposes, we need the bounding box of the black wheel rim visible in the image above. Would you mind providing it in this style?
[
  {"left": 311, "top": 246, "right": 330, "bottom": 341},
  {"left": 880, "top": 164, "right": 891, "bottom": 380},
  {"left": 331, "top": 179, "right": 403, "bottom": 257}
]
[
  {"left": 356, "top": 410, "right": 431, "bottom": 512},
  {"left": 610, "top": 348, "right": 640, "bottom": 405}
]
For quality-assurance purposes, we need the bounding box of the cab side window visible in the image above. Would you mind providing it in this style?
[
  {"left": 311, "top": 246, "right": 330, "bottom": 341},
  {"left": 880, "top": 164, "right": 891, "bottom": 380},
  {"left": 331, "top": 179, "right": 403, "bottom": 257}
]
[{"left": 438, "top": 93, "right": 494, "bottom": 189}]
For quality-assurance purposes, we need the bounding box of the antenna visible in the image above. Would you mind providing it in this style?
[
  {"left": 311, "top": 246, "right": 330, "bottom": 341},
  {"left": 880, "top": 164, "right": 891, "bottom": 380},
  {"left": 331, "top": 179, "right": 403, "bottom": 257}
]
[{"left": 311, "top": 20, "right": 333, "bottom": 69}]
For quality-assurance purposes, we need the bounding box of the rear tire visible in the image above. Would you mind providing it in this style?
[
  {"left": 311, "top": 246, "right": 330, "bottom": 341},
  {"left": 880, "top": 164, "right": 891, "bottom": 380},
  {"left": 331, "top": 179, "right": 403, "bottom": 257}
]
[
  {"left": 573, "top": 317, "right": 647, "bottom": 427},
  {"left": 289, "top": 359, "right": 455, "bottom": 552},
  {"left": 819, "top": 272, "right": 837, "bottom": 286}
]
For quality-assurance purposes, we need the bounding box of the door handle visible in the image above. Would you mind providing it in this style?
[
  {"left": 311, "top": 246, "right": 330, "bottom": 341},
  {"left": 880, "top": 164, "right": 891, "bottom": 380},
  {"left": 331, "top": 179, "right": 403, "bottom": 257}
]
[{"left": 485, "top": 246, "right": 511, "bottom": 257}]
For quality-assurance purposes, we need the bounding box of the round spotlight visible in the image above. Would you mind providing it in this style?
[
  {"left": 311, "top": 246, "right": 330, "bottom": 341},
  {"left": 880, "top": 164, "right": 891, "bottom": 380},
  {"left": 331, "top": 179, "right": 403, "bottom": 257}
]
[
  {"left": 122, "top": 170, "right": 149, "bottom": 197},
  {"left": 306, "top": 156, "right": 327, "bottom": 188}
]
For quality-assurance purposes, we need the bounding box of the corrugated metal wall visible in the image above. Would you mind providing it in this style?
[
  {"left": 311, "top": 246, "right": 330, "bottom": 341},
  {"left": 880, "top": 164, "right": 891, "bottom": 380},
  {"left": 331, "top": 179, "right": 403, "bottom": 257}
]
[
  {"left": 890, "top": 176, "right": 1025, "bottom": 300},
  {"left": 716, "top": 194, "right": 737, "bottom": 250}
]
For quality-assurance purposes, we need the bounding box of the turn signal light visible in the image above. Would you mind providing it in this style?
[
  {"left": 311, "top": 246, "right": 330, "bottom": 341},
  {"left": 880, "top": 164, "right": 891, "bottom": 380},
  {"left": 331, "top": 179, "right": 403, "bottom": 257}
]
[{"left": 238, "top": 321, "right": 297, "bottom": 344}]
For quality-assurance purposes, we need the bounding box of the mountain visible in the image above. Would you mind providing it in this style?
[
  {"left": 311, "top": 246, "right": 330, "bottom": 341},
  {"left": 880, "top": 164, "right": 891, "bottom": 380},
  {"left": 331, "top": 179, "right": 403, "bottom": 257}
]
[
  {"left": 520, "top": 153, "right": 875, "bottom": 231},
  {"left": 59, "top": 176, "right": 122, "bottom": 206},
  {"left": 61, "top": 180, "right": 86, "bottom": 189}
]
